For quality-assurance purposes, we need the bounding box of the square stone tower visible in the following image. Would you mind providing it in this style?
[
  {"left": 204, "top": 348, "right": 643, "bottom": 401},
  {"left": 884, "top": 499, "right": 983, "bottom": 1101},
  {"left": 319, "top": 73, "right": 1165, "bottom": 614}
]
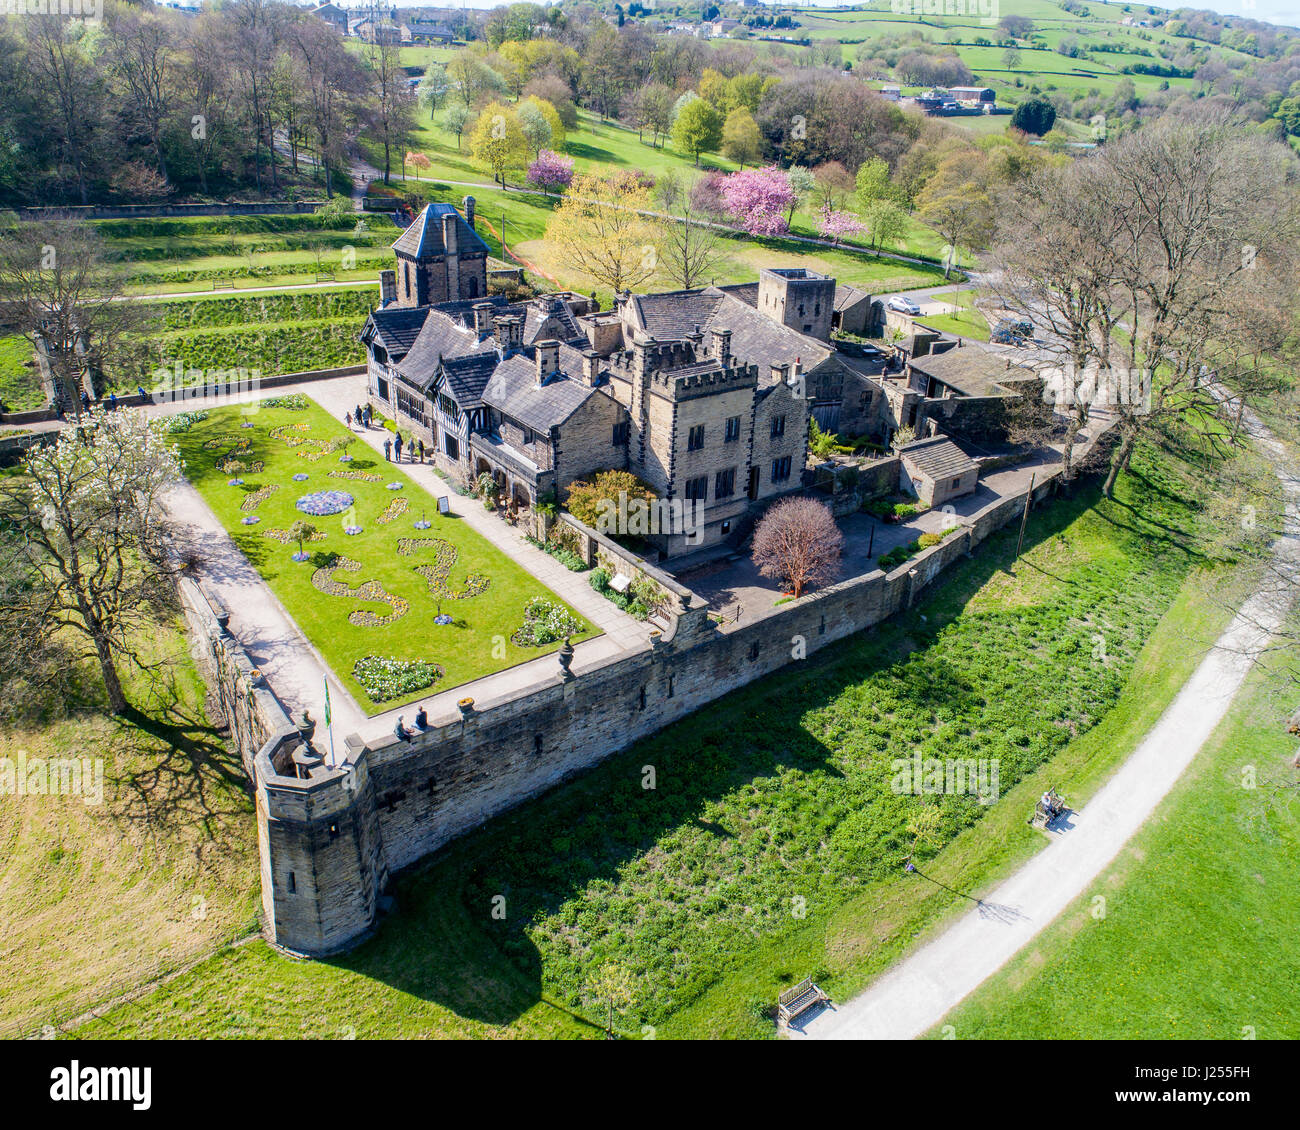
[{"left": 757, "top": 267, "right": 835, "bottom": 341}]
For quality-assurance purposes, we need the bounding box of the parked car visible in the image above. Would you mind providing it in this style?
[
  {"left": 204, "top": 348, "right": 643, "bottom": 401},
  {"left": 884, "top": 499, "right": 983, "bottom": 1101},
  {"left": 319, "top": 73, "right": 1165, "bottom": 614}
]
[
  {"left": 991, "top": 318, "right": 1034, "bottom": 345},
  {"left": 887, "top": 295, "right": 921, "bottom": 315}
]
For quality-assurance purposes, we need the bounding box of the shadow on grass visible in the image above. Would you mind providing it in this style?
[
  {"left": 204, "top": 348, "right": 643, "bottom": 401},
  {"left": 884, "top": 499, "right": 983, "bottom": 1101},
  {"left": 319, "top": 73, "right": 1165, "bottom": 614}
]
[{"left": 321, "top": 476, "right": 1107, "bottom": 1028}]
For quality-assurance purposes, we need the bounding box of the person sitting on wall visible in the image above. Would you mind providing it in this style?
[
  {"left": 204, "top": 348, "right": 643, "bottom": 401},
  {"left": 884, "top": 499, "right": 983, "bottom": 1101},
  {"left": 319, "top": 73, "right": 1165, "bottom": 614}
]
[
  {"left": 394, "top": 716, "right": 413, "bottom": 742},
  {"left": 414, "top": 704, "right": 428, "bottom": 730}
]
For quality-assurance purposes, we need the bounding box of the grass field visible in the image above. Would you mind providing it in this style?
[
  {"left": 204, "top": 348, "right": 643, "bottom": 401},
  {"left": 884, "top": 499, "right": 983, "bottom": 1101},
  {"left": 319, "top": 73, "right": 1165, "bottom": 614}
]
[
  {"left": 931, "top": 642, "right": 1300, "bottom": 1040},
  {"left": 0, "top": 333, "right": 39, "bottom": 412},
  {"left": 0, "top": 621, "right": 261, "bottom": 1037},
  {"left": 172, "top": 399, "right": 594, "bottom": 713},
  {"left": 73, "top": 428, "right": 1269, "bottom": 1039},
  {"left": 917, "top": 287, "right": 991, "bottom": 341}
]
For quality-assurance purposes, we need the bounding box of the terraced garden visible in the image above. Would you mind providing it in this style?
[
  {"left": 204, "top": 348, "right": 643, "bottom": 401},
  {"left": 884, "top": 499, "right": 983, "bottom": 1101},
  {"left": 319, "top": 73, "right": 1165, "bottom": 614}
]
[{"left": 171, "top": 398, "right": 594, "bottom": 712}]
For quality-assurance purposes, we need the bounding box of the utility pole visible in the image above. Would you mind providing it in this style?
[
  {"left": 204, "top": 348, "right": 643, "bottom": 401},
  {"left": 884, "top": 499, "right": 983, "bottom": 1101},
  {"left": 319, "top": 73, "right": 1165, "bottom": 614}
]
[{"left": 1015, "top": 472, "right": 1036, "bottom": 562}]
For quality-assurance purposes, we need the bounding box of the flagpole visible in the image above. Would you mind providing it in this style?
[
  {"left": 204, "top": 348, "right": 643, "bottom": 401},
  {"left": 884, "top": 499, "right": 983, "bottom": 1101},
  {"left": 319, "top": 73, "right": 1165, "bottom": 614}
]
[{"left": 324, "top": 677, "right": 336, "bottom": 767}]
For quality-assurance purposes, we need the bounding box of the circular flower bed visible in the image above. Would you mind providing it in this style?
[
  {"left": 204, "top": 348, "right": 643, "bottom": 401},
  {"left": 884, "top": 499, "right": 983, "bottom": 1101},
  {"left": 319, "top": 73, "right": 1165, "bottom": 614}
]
[
  {"left": 241, "top": 516, "right": 260, "bottom": 525},
  {"left": 387, "top": 482, "right": 404, "bottom": 491},
  {"left": 291, "top": 551, "right": 310, "bottom": 562},
  {"left": 339, "top": 454, "right": 353, "bottom": 463},
  {"left": 293, "top": 473, "right": 309, "bottom": 482},
  {"left": 295, "top": 490, "right": 354, "bottom": 517},
  {"left": 344, "top": 525, "right": 363, "bottom": 536},
  {"left": 240, "top": 420, "right": 255, "bottom": 429},
  {"left": 228, "top": 478, "right": 244, "bottom": 486},
  {"left": 413, "top": 519, "right": 431, "bottom": 530},
  {"left": 433, "top": 613, "right": 454, "bottom": 625}
]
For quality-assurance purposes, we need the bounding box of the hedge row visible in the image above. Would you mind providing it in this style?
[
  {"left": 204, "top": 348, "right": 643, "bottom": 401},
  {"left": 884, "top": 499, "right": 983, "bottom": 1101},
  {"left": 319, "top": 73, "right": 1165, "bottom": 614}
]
[{"left": 124, "top": 251, "right": 391, "bottom": 287}]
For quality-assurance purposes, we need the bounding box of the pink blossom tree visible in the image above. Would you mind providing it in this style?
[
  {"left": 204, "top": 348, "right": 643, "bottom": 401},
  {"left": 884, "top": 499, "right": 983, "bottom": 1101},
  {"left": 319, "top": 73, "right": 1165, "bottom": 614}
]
[
  {"left": 527, "top": 149, "right": 575, "bottom": 196},
  {"left": 719, "top": 166, "right": 796, "bottom": 237},
  {"left": 751, "top": 496, "right": 843, "bottom": 598},
  {"left": 817, "top": 204, "right": 867, "bottom": 248}
]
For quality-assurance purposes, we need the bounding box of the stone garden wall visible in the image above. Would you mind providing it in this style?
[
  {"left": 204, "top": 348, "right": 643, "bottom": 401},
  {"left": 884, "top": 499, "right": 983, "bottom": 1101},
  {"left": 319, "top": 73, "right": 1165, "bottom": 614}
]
[{"left": 255, "top": 456, "right": 1068, "bottom": 955}]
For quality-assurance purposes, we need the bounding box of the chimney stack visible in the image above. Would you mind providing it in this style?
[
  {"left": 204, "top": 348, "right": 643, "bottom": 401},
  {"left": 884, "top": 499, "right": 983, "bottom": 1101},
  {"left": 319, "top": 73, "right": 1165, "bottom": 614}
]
[
  {"left": 793, "top": 356, "right": 802, "bottom": 377},
  {"left": 771, "top": 361, "right": 790, "bottom": 385},
  {"left": 495, "top": 314, "right": 523, "bottom": 355},
  {"left": 462, "top": 195, "right": 476, "bottom": 229},
  {"left": 535, "top": 339, "right": 561, "bottom": 385},
  {"left": 473, "top": 301, "right": 495, "bottom": 339},
  {"left": 378, "top": 269, "right": 396, "bottom": 307},
  {"left": 711, "top": 326, "right": 732, "bottom": 368},
  {"left": 581, "top": 349, "right": 600, "bottom": 387}
]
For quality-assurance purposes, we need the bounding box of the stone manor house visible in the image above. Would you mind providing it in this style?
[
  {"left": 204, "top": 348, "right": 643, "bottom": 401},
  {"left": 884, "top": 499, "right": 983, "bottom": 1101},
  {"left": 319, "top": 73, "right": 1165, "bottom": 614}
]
[{"left": 361, "top": 200, "right": 1035, "bottom": 557}]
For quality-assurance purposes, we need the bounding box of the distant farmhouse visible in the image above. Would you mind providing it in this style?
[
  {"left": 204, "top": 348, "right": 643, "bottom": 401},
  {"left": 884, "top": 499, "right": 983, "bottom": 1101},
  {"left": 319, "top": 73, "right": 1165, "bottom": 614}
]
[{"left": 361, "top": 201, "right": 1041, "bottom": 556}]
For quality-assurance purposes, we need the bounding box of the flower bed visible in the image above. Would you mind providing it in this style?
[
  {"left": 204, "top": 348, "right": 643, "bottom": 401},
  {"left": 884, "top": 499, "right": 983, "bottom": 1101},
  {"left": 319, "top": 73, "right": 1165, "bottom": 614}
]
[
  {"left": 263, "top": 393, "right": 308, "bottom": 411},
  {"left": 352, "top": 654, "right": 443, "bottom": 702},
  {"left": 511, "top": 597, "right": 583, "bottom": 647},
  {"left": 295, "top": 489, "right": 354, "bottom": 516},
  {"left": 165, "top": 410, "right": 209, "bottom": 433}
]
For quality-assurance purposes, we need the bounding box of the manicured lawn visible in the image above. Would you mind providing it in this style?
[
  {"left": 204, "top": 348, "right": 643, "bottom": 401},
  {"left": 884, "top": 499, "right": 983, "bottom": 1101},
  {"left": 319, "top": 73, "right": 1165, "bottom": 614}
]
[
  {"left": 76, "top": 431, "right": 1268, "bottom": 1039},
  {"left": 172, "top": 399, "right": 594, "bottom": 713},
  {"left": 931, "top": 649, "right": 1300, "bottom": 1040}
]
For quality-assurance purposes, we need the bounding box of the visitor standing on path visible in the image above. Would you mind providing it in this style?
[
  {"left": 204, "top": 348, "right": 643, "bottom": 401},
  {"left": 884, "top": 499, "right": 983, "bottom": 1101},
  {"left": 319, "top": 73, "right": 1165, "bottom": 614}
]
[
  {"left": 417, "top": 438, "right": 425, "bottom": 463},
  {"left": 394, "top": 433, "right": 404, "bottom": 462},
  {"left": 384, "top": 438, "right": 392, "bottom": 461},
  {"left": 345, "top": 412, "right": 352, "bottom": 429},
  {"left": 355, "top": 404, "right": 363, "bottom": 427}
]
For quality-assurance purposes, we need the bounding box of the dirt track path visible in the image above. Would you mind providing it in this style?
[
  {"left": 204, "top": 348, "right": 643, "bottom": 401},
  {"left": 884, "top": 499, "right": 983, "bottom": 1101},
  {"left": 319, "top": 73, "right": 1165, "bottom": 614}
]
[{"left": 794, "top": 411, "right": 1300, "bottom": 1041}]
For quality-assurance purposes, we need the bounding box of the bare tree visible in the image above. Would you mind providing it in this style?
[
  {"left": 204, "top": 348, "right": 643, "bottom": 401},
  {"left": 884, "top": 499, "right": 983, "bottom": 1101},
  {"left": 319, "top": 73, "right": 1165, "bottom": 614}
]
[
  {"left": 659, "top": 194, "right": 727, "bottom": 291},
  {"left": 105, "top": 6, "right": 179, "bottom": 186},
  {"left": 0, "top": 217, "right": 152, "bottom": 418},
  {"left": 0, "top": 409, "right": 182, "bottom": 715},
  {"left": 752, "top": 497, "right": 844, "bottom": 598},
  {"left": 366, "top": 40, "right": 417, "bottom": 187}
]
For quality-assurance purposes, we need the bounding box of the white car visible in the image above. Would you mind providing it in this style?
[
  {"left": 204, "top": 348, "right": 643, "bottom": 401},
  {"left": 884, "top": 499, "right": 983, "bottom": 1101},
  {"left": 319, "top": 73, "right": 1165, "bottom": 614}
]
[{"left": 887, "top": 295, "right": 921, "bottom": 316}]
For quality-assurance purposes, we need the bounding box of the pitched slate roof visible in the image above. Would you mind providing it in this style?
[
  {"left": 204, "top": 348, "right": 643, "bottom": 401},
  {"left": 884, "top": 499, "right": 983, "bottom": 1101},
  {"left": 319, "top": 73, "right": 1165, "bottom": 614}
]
[
  {"left": 899, "top": 437, "right": 978, "bottom": 482},
  {"left": 908, "top": 347, "right": 1033, "bottom": 398},
  {"left": 441, "top": 352, "right": 500, "bottom": 410},
  {"left": 391, "top": 203, "right": 490, "bottom": 260},
  {"left": 627, "top": 289, "right": 723, "bottom": 339},
  {"left": 834, "top": 283, "right": 872, "bottom": 312},
  {"left": 482, "top": 352, "right": 596, "bottom": 434},
  {"left": 523, "top": 296, "right": 585, "bottom": 345},
  {"left": 361, "top": 305, "right": 430, "bottom": 360},
  {"left": 396, "top": 308, "right": 495, "bottom": 390}
]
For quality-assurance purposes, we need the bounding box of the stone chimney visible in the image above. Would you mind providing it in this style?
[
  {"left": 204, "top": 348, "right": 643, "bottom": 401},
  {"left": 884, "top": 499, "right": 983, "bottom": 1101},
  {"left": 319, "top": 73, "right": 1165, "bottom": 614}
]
[
  {"left": 442, "top": 211, "right": 459, "bottom": 299},
  {"left": 473, "top": 302, "right": 495, "bottom": 339},
  {"left": 535, "top": 339, "right": 561, "bottom": 385},
  {"left": 378, "top": 269, "right": 396, "bottom": 307},
  {"left": 711, "top": 326, "right": 732, "bottom": 368},
  {"left": 495, "top": 314, "right": 523, "bottom": 355},
  {"left": 581, "top": 349, "right": 600, "bottom": 387},
  {"left": 792, "top": 356, "right": 802, "bottom": 378},
  {"left": 462, "top": 195, "right": 476, "bottom": 229},
  {"left": 771, "top": 361, "right": 790, "bottom": 385}
]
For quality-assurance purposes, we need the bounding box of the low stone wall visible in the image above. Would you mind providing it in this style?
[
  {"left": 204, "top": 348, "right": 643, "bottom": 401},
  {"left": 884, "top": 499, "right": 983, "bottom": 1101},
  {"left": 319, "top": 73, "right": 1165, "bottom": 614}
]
[
  {"left": 0, "top": 429, "right": 56, "bottom": 467},
  {"left": 253, "top": 452, "right": 1069, "bottom": 954},
  {"left": 18, "top": 202, "right": 327, "bottom": 220},
  {"left": 176, "top": 576, "right": 292, "bottom": 782}
]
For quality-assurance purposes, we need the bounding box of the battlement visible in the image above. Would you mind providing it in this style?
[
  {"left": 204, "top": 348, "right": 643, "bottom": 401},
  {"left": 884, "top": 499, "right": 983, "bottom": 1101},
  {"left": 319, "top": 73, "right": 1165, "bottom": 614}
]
[{"left": 653, "top": 360, "right": 758, "bottom": 399}]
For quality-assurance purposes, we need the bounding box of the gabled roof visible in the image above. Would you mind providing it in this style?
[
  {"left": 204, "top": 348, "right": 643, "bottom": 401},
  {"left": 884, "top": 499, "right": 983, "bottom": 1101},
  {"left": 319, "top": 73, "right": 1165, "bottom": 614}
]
[
  {"left": 908, "top": 347, "right": 1034, "bottom": 398},
  {"left": 391, "top": 203, "right": 490, "bottom": 260},
  {"left": 395, "top": 306, "right": 496, "bottom": 389},
  {"left": 361, "top": 305, "right": 429, "bottom": 360},
  {"left": 626, "top": 288, "right": 724, "bottom": 340},
  {"left": 899, "top": 437, "right": 978, "bottom": 482},
  {"left": 440, "top": 352, "right": 500, "bottom": 410},
  {"left": 834, "top": 283, "right": 872, "bottom": 312},
  {"left": 482, "top": 352, "right": 596, "bottom": 434},
  {"left": 523, "top": 297, "right": 585, "bottom": 346}
]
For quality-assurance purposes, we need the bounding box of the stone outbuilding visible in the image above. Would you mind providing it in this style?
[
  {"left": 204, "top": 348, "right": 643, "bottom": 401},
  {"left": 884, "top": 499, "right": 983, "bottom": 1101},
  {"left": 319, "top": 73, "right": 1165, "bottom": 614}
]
[{"left": 899, "top": 436, "right": 979, "bottom": 506}]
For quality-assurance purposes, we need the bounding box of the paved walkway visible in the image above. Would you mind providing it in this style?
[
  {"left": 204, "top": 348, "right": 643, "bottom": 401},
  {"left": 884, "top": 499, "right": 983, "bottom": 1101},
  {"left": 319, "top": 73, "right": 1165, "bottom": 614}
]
[
  {"left": 152, "top": 375, "right": 650, "bottom": 751},
  {"left": 794, "top": 410, "right": 1299, "bottom": 1040}
]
